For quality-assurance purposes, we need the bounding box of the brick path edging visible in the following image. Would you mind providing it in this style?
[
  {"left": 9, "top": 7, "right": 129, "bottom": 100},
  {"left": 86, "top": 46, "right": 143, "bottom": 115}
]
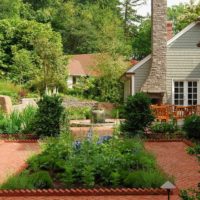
[
  {"left": 146, "top": 139, "right": 194, "bottom": 147},
  {"left": 0, "top": 188, "right": 172, "bottom": 197},
  {"left": 0, "top": 134, "right": 38, "bottom": 140},
  {"left": 3, "top": 140, "right": 38, "bottom": 143}
]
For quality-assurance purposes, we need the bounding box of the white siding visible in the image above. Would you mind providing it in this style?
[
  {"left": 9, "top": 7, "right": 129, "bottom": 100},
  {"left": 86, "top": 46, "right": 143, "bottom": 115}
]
[
  {"left": 134, "top": 59, "right": 151, "bottom": 93},
  {"left": 166, "top": 23, "right": 200, "bottom": 104}
]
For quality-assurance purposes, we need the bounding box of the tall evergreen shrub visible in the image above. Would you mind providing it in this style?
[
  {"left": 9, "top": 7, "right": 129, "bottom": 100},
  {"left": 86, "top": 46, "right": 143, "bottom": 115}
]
[
  {"left": 121, "top": 92, "right": 154, "bottom": 136},
  {"left": 34, "top": 95, "right": 66, "bottom": 137}
]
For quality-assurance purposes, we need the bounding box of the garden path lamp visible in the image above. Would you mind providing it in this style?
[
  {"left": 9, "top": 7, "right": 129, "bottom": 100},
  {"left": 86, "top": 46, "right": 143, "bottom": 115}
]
[{"left": 161, "top": 181, "right": 176, "bottom": 200}]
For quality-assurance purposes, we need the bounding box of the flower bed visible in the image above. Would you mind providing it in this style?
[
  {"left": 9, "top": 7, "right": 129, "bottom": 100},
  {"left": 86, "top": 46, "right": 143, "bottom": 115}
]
[{"left": 0, "top": 134, "right": 173, "bottom": 190}]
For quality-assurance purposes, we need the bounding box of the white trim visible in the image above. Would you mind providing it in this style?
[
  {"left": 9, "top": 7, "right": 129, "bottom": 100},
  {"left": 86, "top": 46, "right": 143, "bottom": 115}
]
[
  {"left": 126, "top": 22, "right": 198, "bottom": 74},
  {"left": 131, "top": 75, "right": 135, "bottom": 95},
  {"left": 127, "top": 55, "right": 151, "bottom": 73},
  {"left": 172, "top": 79, "right": 200, "bottom": 106}
]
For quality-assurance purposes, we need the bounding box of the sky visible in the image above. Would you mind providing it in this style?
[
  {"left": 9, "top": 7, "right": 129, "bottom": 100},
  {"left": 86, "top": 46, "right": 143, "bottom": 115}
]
[{"left": 137, "top": 0, "right": 191, "bottom": 16}]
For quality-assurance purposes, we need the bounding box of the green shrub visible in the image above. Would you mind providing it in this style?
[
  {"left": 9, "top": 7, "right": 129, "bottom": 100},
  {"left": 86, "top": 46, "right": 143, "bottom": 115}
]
[
  {"left": 150, "top": 121, "right": 178, "bottom": 134},
  {"left": 183, "top": 115, "right": 200, "bottom": 140},
  {"left": 33, "top": 95, "right": 67, "bottom": 137},
  {"left": 0, "top": 170, "right": 53, "bottom": 189},
  {"left": 124, "top": 170, "right": 170, "bottom": 188},
  {"left": 121, "top": 93, "right": 154, "bottom": 136},
  {"left": 30, "top": 171, "right": 53, "bottom": 189},
  {"left": 187, "top": 144, "right": 200, "bottom": 155},
  {"left": 67, "top": 106, "right": 91, "bottom": 120}
]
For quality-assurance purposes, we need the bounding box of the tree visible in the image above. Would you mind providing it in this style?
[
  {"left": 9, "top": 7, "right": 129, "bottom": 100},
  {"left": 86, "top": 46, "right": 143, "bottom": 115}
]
[
  {"left": 89, "top": 53, "right": 128, "bottom": 103},
  {"left": 0, "top": 0, "right": 22, "bottom": 19},
  {"left": 132, "top": 18, "right": 151, "bottom": 60},
  {"left": 0, "top": 19, "right": 67, "bottom": 91},
  {"left": 168, "top": 0, "right": 200, "bottom": 33},
  {"left": 120, "top": 0, "right": 145, "bottom": 37}
]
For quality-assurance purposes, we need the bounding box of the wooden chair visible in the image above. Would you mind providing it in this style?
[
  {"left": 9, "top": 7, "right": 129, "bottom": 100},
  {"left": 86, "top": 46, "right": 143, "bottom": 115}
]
[{"left": 151, "top": 105, "right": 170, "bottom": 122}]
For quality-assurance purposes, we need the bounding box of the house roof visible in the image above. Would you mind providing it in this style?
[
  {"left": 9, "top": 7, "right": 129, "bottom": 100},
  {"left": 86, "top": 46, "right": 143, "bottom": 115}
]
[
  {"left": 68, "top": 54, "right": 98, "bottom": 76},
  {"left": 126, "top": 21, "right": 199, "bottom": 74}
]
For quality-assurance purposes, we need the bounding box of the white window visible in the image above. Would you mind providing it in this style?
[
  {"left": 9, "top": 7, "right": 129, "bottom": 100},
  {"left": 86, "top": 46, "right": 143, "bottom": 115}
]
[{"left": 173, "top": 80, "right": 198, "bottom": 106}]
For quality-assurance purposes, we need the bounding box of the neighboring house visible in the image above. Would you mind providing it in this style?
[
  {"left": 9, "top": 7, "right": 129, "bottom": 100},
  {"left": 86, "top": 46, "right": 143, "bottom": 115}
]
[
  {"left": 124, "top": 0, "right": 200, "bottom": 106},
  {"left": 67, "top": 54, "right": 98, "bottom": 88}
]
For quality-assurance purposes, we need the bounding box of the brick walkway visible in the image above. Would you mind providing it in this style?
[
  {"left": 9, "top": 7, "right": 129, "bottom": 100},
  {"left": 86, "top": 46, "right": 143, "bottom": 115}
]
[
  {"left": 145, "top": 142, "right": 200, "bottom": 190},
  {"left": 1, "top": 141, "right": 199, "bottom": 200},
  {"left": 0, "top": 141, "right": 40, "bottom": 184}
]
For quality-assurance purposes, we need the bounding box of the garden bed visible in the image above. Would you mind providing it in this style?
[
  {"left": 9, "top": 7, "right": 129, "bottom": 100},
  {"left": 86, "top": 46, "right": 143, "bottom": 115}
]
[{"left": 0, "top": 134, "right": 173, "bottom": 190}]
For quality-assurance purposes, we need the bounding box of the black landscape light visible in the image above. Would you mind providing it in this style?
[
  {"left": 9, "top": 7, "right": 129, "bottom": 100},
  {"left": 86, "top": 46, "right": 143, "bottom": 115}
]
[{"left": 161, "top": 181, "right": 176, "bottom": 200}]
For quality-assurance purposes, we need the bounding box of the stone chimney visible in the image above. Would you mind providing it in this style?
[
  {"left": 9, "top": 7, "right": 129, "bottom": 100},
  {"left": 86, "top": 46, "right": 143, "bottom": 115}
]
[{"left": 141, "top": 0, "right": 167, "bottom": 103}]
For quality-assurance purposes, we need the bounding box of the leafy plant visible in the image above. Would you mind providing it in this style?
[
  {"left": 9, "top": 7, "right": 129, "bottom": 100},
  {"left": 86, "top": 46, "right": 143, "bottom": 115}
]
[
  {"left": 67, "top": 106, "right": 91, "bottom": 120},
  {"left": 187, "top": 144, "right": 200, "bottom": 155},
  {"left": 0, "top": 106, "right": 37, "bottom": 134},
  {"left": 124, "top": 170, "right": 171, "bottom": 188},
  {"left": 0, "top": 170, "right": 53, "bottom": 189},
  {"left": 33, "top": 95, "right": 67, "bottom": 137},
  {"left": 183, "top": 115, "right": 200, "bottom": 140},
  {"left": 82, "top": 165, "right": 95, "bottom": 188},
  {"left": 150, "top": 121, "right": 178, "bottom": 134},
  {"left": 121, "top": 93, "right": 154, "bottom": 136}
]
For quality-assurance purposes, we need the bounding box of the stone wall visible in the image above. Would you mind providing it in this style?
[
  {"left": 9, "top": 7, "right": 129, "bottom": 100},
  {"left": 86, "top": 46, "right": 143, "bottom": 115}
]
[
  {"left": 62, "top": 99, "right": 97, "bottom": 108},
  {"left": 0, "top": 95, "right": 12, "bottom": 114}
]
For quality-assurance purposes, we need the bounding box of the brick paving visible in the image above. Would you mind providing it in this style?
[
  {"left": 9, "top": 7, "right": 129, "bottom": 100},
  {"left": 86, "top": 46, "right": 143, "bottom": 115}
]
[
  {"left": 0, "top": 141, "right": 199, "bottom": 200},
  {"left": 0, "top": 141, "right": 40, "bottom": 184},
  {"left": 145, "top": 142, "right": 200, "bottom": 190}
]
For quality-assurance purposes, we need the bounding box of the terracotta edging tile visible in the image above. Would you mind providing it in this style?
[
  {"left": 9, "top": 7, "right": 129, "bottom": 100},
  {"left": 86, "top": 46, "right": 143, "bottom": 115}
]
[{"left": 0, "top": 188, "right": 172, "bottom": 197}]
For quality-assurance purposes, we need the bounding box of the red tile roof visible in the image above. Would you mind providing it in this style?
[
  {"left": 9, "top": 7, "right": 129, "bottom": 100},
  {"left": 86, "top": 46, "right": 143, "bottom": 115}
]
[{"left": 68, "top": 54, "right": 98, "bottom": 76}]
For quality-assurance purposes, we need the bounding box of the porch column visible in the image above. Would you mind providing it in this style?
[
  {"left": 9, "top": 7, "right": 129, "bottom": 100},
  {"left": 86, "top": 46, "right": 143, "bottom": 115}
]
[{"left": 131, "top": 74, "right": 135, "bottom": 96}]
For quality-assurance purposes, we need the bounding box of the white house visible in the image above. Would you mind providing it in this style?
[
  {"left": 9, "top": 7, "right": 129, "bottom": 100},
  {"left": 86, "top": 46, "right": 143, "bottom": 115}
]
[
  {"left": 124, "top": 0, "right": 200, "bottom": 106},
  {"left": 67, "top": 54, "right": 98, "bottom": 88}
]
